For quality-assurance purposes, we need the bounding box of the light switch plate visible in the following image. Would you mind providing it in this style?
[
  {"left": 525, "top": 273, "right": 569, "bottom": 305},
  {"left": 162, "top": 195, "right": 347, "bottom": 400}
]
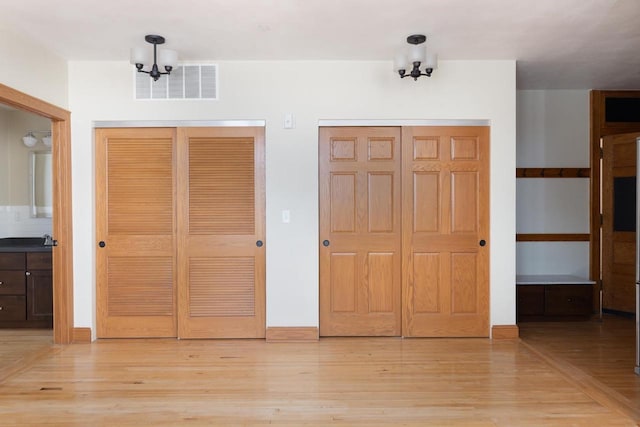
[{"left": 284, "top": 113, "right": 294, "bottom": 129}]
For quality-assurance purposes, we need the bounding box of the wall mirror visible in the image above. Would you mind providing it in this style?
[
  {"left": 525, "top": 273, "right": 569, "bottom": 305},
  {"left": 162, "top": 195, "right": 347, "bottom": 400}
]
[{"left": 29, "top": 150, "right": 52, "bottom": 218}]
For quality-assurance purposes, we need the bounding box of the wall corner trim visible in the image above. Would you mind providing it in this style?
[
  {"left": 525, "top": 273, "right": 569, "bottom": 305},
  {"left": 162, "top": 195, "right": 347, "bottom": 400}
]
[
  {"left": 72, "top": 327, "right": 92, "bottom": 344},
  {"left": 491, "top": 325, "right": 519, "bottom": 340},
  {"left": 266, "top": 327, "right": 319, "bottom": 342}
]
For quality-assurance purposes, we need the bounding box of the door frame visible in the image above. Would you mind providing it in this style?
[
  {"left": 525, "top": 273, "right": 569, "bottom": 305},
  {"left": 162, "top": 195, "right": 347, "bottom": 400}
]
[{"left": 0, "top": 83, "right": 74, "bottom": 344}]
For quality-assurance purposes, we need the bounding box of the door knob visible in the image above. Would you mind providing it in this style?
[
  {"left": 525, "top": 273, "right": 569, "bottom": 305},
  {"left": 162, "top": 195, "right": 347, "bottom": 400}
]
[
  {"left": 479, "top": 240, "right": 486, "bottom": 247},
  {"left": 256, "top": 240, "right": 263, "bottom": 247},
  {"left": 99, "top": 241, "right": 106, "bottom": 248},
  {"left": 323, "top": 240, "right": 330, "bottom": 247},
  {"left": 25, "top": 271, "right": 31, "bottom": 276}
]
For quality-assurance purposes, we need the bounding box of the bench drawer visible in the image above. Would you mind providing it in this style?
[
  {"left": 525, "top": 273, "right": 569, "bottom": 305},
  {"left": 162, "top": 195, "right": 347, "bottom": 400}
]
[{"left": 544, "top": 285, "right": 593, "bottom": 316}]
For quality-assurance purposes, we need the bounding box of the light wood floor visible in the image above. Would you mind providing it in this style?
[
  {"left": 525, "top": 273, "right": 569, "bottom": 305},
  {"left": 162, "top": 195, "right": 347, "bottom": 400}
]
[
  {"left": 0, "top": 329, "right": 55, "bottom": 383},
  {"left": 0, "top": 322, "right": 638, "bottom": 426},
  {"left": 519, "top": 314, "right": 640, "bottom": 422}
]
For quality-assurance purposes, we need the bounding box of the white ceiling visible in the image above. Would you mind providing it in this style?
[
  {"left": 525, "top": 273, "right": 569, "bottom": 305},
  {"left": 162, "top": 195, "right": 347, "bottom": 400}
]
[{"left": 1, "top": 0, "right": 639, "bottom": 89}]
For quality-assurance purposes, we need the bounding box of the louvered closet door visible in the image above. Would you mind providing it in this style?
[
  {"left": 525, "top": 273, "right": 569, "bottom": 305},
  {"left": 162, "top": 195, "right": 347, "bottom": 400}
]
[
  {"left": 96, "top": 128, "right": 177, "bottom": 338},
  {"left": 402, "top": 126, "right": 490, "bottom": 337},
  {"left": 319, "top": 127, "right": 402, "bottom": 336},
  {"left": 177, "top": 127, "right": 265, "bottom": 338}
]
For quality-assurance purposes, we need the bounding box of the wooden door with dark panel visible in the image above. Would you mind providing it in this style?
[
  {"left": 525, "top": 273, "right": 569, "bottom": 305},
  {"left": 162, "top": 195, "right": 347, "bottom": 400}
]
[
  {"left": 176, "top": 127, "right": 266, "bottom": 339},
  {"left": 95, "top": 128, "right": 177, "bottom": 338},
  {"left": 402, "top": 126, "right": 490, "bottom": 337},
  {"left": 319, "top": 127, "right": 402, "bottom": 336},
  {"left": 602, "top": 132, "right": 640, "bottom": 314}
]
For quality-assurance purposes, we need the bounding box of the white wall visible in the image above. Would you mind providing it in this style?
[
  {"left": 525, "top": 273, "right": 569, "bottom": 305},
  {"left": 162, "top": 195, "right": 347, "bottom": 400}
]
[
  {"left": 0, "top": 27, "right": 68, "bottom": 108},
  {"left": 517, "top": 90, "right": 589, "bottom": 167},
  {"left": 516, "top": 90, "right": 590, "bottom": 276},
  {"left": 0, "top": 29, "right": 65, "bottom": 238},
  {"left": 68, "top": 60, "right": 517, "bottom": 334}
]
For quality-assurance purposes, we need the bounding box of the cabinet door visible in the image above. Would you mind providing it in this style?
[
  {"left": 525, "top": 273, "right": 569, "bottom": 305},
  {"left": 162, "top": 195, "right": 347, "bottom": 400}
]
[
  {"left": 516, "top": 285, "right": 545, "bottom": 321},
  {"left": 27, "top": 270, "right": 53, "bottom": 321}
]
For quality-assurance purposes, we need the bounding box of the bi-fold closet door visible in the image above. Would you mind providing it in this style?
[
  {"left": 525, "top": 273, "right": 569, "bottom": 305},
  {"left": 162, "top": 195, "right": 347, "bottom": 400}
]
[
  {"left": 319, "top": 126, "right": 490, "bottom": 337},
  {"left": 95, "top": 126, "right": 265, "bottom": 339}
]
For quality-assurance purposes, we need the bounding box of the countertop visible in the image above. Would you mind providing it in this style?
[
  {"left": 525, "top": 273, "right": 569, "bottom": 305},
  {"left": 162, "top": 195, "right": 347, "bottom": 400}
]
[{"left": 0, "top": 237, "right": 52, "bottom": 253}]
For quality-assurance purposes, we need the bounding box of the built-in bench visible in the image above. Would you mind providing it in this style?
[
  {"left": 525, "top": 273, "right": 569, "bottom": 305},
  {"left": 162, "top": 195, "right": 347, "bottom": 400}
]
[{"left": 516, "top": 275, "right": 595, "bottom": 322}]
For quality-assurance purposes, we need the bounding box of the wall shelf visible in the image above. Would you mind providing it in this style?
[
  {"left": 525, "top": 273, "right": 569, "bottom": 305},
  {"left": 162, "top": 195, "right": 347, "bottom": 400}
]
[
  {"left": 516, "top": 234, "right": 590, "bottom": 242},
  {"left": 516, "top": 168, "right": 590, "bottom": 178}
]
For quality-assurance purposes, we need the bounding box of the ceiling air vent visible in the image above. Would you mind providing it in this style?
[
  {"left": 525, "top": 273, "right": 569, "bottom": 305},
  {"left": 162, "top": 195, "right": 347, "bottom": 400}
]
[{"left": 135, "top": 64, "right": 218, "bottom": 100}]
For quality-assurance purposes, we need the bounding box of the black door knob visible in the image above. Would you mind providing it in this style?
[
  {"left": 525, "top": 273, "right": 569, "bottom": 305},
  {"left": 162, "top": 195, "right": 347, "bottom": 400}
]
[
  {"left": 479, "top": 240, "right": 486, "bottom": 247},
  {"left": 323, "top": 240, "right": 330, "bottom": 247},
  {"left": 256, "top": 240, "right": 263, "bottom": 247},
  {"left": 98, "top": 241, "right": 106, "bottom": 248}
]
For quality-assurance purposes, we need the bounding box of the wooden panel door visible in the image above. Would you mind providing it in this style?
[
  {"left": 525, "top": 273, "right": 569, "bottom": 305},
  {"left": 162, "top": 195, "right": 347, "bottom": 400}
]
[
  {"left": 319, "top": 127, "right": 402, "bottom": 336},
  {"left": 96, "top": 128, "right": 177, "bottom": 338},
  {"left": 177, "top": 127, "right": 265, "bottom": 338},
  {"left": 602, "top": 132, "right": 640, "bottom": 313},
  {"left": 402, "top": 126, "right": 490, "bottom": 337}
]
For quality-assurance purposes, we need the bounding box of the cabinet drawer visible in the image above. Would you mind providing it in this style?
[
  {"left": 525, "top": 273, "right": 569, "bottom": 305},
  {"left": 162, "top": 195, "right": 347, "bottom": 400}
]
[
  {"left": 517, "top": 285, "right": 545, "bottom": 316},
  {"left": 0, "top": 296, "right": 26, "bottom": 321},
  {"left": 0, "top": 253, "right": 25, "bottom": 270},
  {"left": 0, "top": 271, "right": 25, "bottom": 295},
  {"left": 545, "top": 285, "right": 592, "bottom": 316},
  {"left": 27, "top": 252, "right": 52, "bottom": 270}
]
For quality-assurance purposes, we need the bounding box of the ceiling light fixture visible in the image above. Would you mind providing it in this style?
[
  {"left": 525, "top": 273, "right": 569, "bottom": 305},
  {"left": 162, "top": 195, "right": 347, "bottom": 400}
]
[
  {"left": 22, "top": 130, "right": 51, "bottom": 148},
  {"left": 393, "top": 34, "right": 438, "bottom": 81},
  {"left": 130, "top": 35, "right": 178, "bottom": 81}
]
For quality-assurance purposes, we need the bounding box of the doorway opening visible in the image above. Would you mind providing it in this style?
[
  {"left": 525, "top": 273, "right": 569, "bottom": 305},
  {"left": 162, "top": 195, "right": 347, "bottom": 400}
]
[{"left": 0, "top": 84, "right": 74, "bottom": 344}]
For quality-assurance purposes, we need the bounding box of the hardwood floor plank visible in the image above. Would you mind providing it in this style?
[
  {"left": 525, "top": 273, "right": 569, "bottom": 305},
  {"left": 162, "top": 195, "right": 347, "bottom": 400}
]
[
  {"left": 0, "top": 329, "right": 55, "bottom": 383},
  {"left": 520, "top": 315, "right": 640, "bottom": 424},
  {"left": 0, "top": 336, "right": 636, "bottom": 425}
]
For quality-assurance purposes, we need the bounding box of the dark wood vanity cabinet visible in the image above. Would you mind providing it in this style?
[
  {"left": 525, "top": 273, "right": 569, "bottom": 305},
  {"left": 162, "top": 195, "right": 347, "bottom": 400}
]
[{"left": 0, "top": 252, "right": 52, "bottom": 328}]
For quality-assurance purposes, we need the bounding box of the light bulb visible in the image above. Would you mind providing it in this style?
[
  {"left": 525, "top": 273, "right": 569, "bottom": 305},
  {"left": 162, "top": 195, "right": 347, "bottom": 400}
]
[{"left": 22, "top": 132, "right": 37, "bottom": 148}]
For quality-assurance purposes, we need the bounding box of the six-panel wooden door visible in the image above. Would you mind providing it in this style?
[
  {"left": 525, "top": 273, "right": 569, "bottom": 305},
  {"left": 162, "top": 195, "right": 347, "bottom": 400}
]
[
  {"left": 96, "top": 128, "right": 177, "bottom": 338},
  {"left": 320, "top": 125, "right": 490, "bottom": 337},
  {"left": 319, "top": 127, "right": 402, "bottom": 336},
  {"left": 177, "top": 127, "right": 266, "bottom": 338},
  {"left": 401, "top": 126, "right": 490, "bottom": 337}
]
